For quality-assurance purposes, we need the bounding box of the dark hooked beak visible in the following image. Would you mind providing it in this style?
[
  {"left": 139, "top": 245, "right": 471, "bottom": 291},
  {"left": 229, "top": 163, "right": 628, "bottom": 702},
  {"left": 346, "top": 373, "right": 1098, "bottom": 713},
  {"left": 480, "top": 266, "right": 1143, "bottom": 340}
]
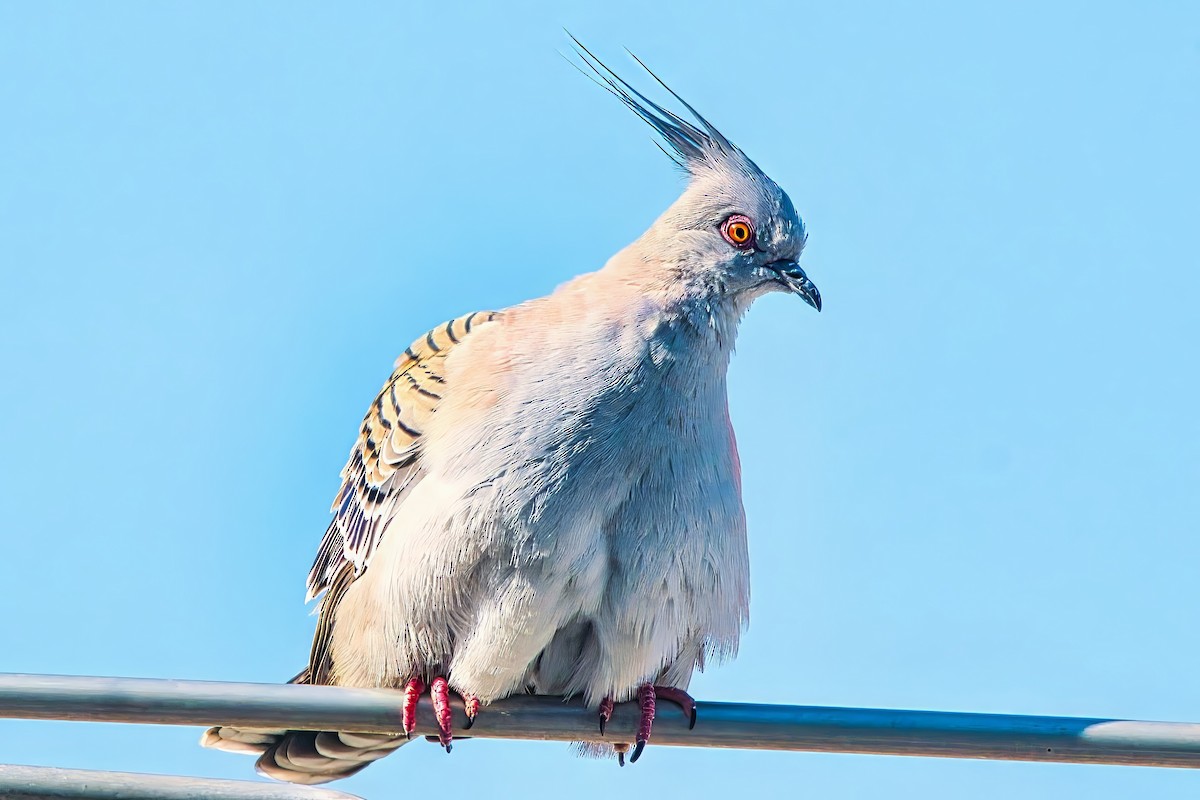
[{"left": 769, "top": 260, "right": 822, "bottom": 312}]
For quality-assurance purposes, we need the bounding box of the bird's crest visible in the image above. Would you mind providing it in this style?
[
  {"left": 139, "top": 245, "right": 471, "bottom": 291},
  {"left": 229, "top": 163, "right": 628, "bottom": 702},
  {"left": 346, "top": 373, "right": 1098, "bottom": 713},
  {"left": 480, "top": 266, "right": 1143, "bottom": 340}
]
[{"left": 567, "top": 35, "right": 759, "bottom": 181}]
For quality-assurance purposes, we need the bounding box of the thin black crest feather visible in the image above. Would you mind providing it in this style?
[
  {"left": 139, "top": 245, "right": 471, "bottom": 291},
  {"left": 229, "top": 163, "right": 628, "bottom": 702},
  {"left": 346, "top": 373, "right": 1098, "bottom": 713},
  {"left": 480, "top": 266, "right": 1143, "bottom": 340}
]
[
  {"left": 565, "top": 33, "right": 739, "bottom": 173},
  {"left": 557, "top": 46, "right": 689, "bottom": 168},
  {"left": 622, "top": 48, "right": 734, "bottom": 153}
]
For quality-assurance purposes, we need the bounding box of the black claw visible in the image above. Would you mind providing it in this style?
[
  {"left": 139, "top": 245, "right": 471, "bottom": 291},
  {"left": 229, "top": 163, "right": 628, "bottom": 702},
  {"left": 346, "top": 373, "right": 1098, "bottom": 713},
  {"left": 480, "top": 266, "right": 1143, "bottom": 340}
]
[
  {"left": 689, "top": 707, "right": 698, "bottom": 730},
  {"left": 617, "top": 751, "right": 625, "bottom": 767},
  {"left": 630, "top": 740, "right": 646, "bottom": 764},
  {"left": 599, "top": 716, "right": 607, "bottom": 737},
  {"left": 464, "top": 716, "right": 475, "bottom": 730},
  {"left": 444, "top": 743, "right": 453, "bottom": 754}
]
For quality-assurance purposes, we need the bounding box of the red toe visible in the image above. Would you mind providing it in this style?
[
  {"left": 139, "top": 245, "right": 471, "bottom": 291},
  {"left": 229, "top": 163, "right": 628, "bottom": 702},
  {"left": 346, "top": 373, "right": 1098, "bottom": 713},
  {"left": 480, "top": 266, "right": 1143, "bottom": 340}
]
[
  {"left": 460, "top": 691, "right": 480, "bottom": 728},
  {"left": 630, "top": 683, "right": 656, "bottom": 763},
  {"left": 598, "top": 695, "right": 615, "bottom": 736},
  {"left": 401, "top": 677, "right": 425, "bottom": 737},
  {"left": 430, "top": 676, "right": 453, "bottom": 751},
  {"left": 653, "top": 685, "right": 698, "bottom": 729}
]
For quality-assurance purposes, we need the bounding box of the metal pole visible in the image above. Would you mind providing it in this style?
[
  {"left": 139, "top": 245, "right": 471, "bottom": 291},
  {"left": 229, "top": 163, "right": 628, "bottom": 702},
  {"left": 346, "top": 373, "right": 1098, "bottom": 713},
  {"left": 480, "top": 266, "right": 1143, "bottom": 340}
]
[
  {"left": 0, "top": 765, "right": 363, "bottom": 800},
  {"left": 2, "top": 673, "right": 1199, "bottom": 768}
]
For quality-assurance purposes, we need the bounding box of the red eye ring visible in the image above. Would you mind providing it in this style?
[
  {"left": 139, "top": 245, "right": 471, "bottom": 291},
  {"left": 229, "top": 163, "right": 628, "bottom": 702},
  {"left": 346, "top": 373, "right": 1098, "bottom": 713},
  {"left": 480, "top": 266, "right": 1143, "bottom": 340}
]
[{"left": 720, "top": 214, "right": 755, "bottom": 248}]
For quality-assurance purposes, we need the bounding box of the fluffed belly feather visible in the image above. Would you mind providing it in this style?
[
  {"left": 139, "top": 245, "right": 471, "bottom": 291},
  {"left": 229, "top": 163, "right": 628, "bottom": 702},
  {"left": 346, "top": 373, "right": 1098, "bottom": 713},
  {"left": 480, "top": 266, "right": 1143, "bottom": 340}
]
[{"left": 327, "top": 386, "right": 748, "bottom": 706}]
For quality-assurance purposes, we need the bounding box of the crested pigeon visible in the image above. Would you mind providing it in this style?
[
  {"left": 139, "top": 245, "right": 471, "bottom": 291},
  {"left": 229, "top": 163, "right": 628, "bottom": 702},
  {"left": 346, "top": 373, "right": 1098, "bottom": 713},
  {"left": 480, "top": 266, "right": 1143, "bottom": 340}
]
[{"left": 202, "top": 40, "right": 820, "bottom": 783}]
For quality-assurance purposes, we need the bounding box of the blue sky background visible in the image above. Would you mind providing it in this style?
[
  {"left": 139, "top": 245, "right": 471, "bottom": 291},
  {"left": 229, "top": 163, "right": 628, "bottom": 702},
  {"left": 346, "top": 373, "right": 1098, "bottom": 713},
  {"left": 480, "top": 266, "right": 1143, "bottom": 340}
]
[{"left": 2, "top": 2, "right": 1198, "bottom": 797}]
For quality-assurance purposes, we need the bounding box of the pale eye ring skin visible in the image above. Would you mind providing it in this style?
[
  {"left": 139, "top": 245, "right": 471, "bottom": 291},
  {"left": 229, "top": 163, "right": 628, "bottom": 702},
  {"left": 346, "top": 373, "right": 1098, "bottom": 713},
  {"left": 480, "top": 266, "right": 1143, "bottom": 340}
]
[{"left": 720, "top": 214, "right": 756, "bottom": 249}]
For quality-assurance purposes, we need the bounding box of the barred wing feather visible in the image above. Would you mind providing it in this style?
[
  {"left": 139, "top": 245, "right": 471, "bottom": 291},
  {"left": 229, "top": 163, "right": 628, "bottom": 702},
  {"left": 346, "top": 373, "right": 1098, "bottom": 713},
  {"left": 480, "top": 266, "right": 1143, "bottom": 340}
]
[{"left": 304, "top": 311, "right": 502, "bottom": 602}]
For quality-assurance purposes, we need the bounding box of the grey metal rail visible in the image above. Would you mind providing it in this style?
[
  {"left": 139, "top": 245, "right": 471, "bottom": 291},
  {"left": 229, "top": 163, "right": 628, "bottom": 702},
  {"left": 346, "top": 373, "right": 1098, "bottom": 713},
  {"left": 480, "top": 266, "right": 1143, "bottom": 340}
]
[
  {"left": 1, "top": 673, "right": 1199, "bottom": 768},
  {"left": 0, "top": 765, "right": 363, "bottom": 800}
]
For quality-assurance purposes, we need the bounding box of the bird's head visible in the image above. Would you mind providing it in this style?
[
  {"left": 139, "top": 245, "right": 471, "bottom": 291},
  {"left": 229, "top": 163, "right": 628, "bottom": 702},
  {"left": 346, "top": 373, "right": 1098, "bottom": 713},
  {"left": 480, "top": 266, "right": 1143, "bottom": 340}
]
[{"left": 574, "top": 40, "right": 820, "bottom": 313}]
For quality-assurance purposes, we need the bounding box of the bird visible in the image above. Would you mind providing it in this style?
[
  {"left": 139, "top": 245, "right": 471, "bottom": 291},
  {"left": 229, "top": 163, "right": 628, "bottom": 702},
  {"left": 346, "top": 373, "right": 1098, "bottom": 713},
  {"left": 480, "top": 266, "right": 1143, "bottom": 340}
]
[{"left": 202, "top": 39, "right": 821, "bottom": 784}]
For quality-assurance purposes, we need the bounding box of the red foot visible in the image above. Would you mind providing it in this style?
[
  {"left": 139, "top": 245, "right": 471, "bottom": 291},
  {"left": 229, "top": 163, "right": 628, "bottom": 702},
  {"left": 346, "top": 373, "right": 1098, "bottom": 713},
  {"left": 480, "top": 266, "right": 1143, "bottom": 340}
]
[
  {"left": 401, "top": 676, "right": 479, "bottom": 752},
  {"left": 598, "top": 684, "right": 697, "bottom": 765}
]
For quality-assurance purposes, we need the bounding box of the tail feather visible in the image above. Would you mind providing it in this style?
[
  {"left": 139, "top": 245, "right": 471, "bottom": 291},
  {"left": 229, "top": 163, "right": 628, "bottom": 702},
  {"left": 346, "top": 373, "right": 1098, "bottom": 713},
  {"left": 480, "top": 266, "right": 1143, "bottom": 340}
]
[
  {"left": 199, "top": 669, "right": 407, "bottom": 785},
  {"left": 200, "top": 724, "right": 288, "bottom": 754},
  {"left": 314, "top": 730, "right": 402, "bottom": 758},
  {"left": 201, "top": 725, "right": 407, "bottom": 785}
]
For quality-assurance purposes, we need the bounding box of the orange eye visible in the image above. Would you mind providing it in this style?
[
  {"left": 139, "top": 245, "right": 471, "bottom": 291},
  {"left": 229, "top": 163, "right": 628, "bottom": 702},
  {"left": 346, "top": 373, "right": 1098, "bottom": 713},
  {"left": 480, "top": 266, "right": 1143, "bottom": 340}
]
[{"left": 720, "top": 214, "right": 755, "bottom": 248}]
